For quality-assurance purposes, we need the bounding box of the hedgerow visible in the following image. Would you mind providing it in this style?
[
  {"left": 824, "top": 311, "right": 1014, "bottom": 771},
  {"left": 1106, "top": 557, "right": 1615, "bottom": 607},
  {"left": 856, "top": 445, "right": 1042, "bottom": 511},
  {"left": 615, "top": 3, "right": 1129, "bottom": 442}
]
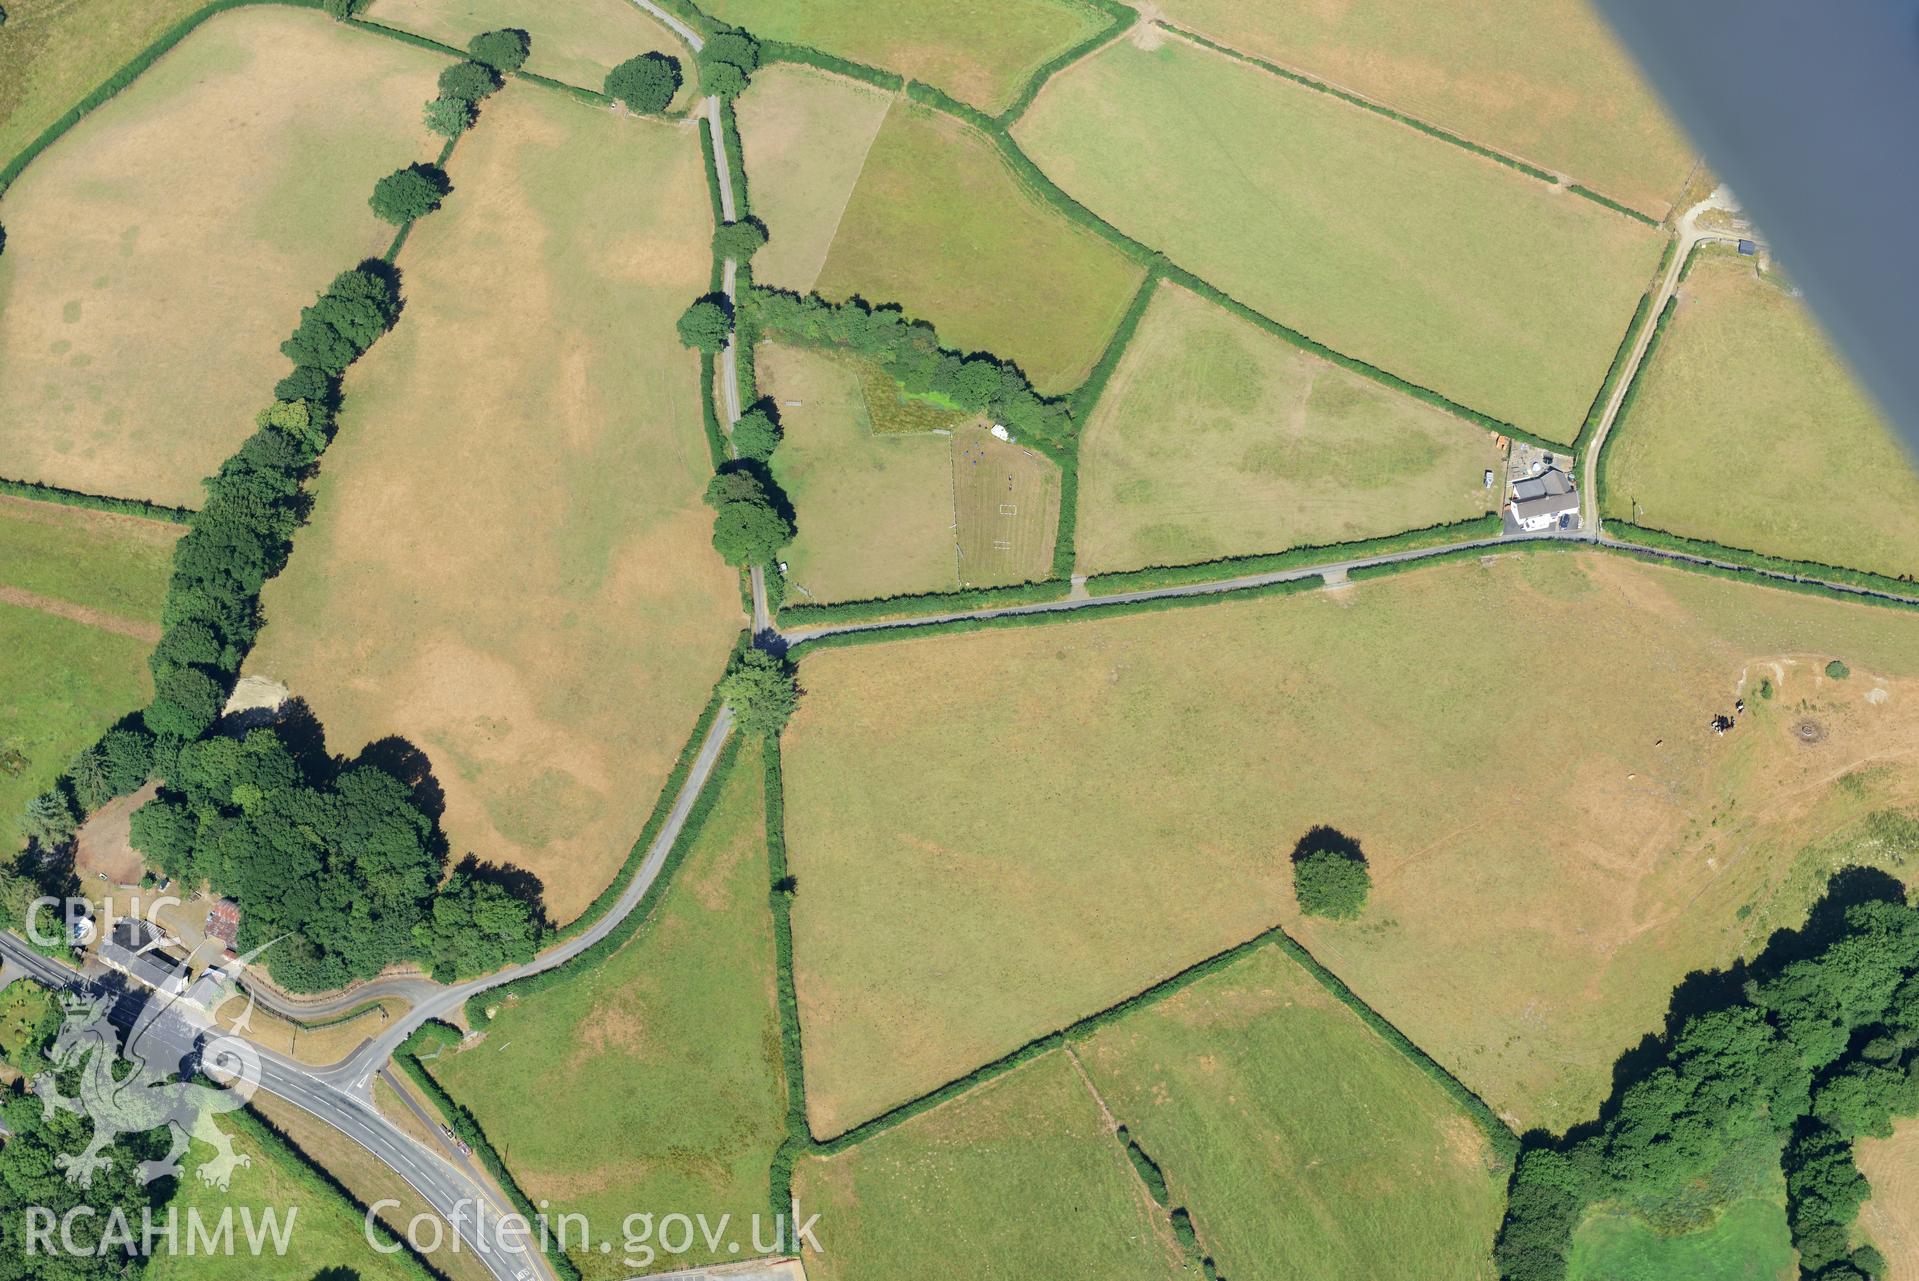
[
  {"left": 1046, "top": 437, "right": 1082, "bottom": 579},
  {"left": 789, "top": 573, "right": 1326, "bottom": 656},
  {"left": 719, "top": 96, "right": 750, "bottom": 214},
  {"left": 0, "top": 0, "right": 325, "bottom": 198},
  {"left": 519, "top": 642, "right": 741, "bottom": 950},
  {"left": 231, "top": 1106, "right": 441, "bottom": 1281},
  {"left": 1592, "top": 293, "right": 1675, "bottom": 505},
  {"left": 1072, "top": 272, "right": 1162, "bottom": 420},
  {"left": 395, "top": 1021, "right": 584, "bottom": 1281},
  {"left": 778, "top": 579, "right": 1071, "bottom": 628},
  {"left": 762, "top": 736, "right": 811, "bottom": 1217},
  {"left": 1570, "top": 289, "right": 1653, "bottom": 465},
  {"left": 757, "top": 40, "right": 903, "bottom": 91},
  {"left": 1169, "top": 25, "right": 1560, "bottom": 186},
  {"left": 1114, "top": 1125, "right": 1171, "bottom": 1205},
  {"left": 462, "top": 733, "right": 742, "bottom": 1027},
  {"left": 1343, "top": 535, "right": 1575, "bottom": 582},
  {"left": 1083, "top": 514, "right": 1502, "bottom": 594},
  {"left": 1604, "top": 525, "right": 1919, "bottom": 605},
  {"left": 697, "top": 350, "right": 729, "bottom": 467},
  {"left": 1566, "top": 183, "right": 1661, "bottom": 226},
  {"left": 995, "top": 0, "right": 1133, "bottom": 126},
  {"left": 749, "top": 286, "right": 1076, "bottom": 448},
  {"left": 0, "top": 476, "right": 192, "bottom": 523}
]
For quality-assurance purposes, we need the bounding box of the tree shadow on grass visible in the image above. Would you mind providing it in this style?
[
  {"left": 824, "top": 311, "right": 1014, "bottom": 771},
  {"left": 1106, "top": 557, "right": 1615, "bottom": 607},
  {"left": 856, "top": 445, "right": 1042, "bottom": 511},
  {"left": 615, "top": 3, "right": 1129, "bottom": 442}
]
[
  {"left": 1547, "top": 864, "right": 1910, "bottom": 1150},
  {"left": 1289, "top": 824, "right": 1366, "bottom": 867},
  {"left": 350, "top": 735, "right": 445, "bottom": 826}
]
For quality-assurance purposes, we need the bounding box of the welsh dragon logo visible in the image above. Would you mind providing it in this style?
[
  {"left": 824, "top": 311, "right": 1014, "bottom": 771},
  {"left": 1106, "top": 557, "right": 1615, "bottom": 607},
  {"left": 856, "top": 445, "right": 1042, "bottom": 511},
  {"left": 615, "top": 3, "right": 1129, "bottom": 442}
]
[{"left": 34, "top": 934, "right": 273, "bottom": 1190}]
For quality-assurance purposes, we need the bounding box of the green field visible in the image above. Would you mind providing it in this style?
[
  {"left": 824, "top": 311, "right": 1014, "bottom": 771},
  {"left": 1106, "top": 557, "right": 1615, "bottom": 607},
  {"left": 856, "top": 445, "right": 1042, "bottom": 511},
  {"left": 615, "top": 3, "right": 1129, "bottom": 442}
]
[
  {"left": 0, "top": 0, "right": 208, "bottom": 173},
  {"left": 246, "top": 86, "right": 740, "bottom": 924},
  {"left": 0, "top": 495, "right": 170, "bottom": 848},
  {"left": 0, "top": 609, "right": 154, "bottom": 848},
  {"left": 784, "top": 551, "right": 1919, "bottom": 1134},
  {"left": 700, "top": 0, "right": 1110, "bottom": 114},
  {"left": 763, "top": 343, "right": 960, "bottom": 603},
  {"left": 364, "top": 0, "right": 690, "bottom": 97},
  {"left": 0, "top": 8, "right": 449, "bottom": 508},
  {"left": 814, "top": 99, "right": 1146, "bottom": 394},
  {"left": 1078, "top": 944, "right": 1504, "bottom": 1278},
  {"left": 148, "top": 1112, "right": 426, "bottom": 1281},
  {"left": 951, "top": 423, "right": 1060, "bottom": 586},
  {"left": 1078, "top": 282, "right": 1501, "bottom": 572},
  {"left": 793, "top": 1050, "right": 1183, "bottom": 1281},
  {"left": 0, "top": 496, "right": 179, "bottom": 620},
  {"left": 1601, "top": 250, "right": 1919, "bottom": 580},
  {"left": 1146, "top": 0, "right": 1692, "bottom": 216},
  {"left": 427, "top": 752, "right": 785, "bottom": 1278},
  {"left": 1013, "top": 32, "right": 1666, "bottom": 440},
  {"left": 1567, "top": 1197, "right": 1795, "bottom": 1281},
  {"left": 734, "top": 64, "right": 895, "bottom": 293}
]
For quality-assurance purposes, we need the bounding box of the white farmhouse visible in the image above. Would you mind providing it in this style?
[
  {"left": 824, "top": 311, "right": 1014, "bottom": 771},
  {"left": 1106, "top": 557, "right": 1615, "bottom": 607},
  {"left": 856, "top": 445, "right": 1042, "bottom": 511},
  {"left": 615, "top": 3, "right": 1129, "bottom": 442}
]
[{"left": 1509, "top": 467, "right": 1579, "bottom": 532}]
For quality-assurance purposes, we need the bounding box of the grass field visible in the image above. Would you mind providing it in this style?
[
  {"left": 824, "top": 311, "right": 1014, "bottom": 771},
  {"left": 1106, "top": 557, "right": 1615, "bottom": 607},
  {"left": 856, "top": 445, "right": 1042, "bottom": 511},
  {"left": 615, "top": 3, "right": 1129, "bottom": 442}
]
[
  {"left": 951, "top": 424, "right": 1059, "bottom": 586},
  {"left": 1077, "top": 943, "right": 1504, "bottom": 1278},
  {"left": 1078, "top": 282, "right": 1502, "bottom": 572},
  {"left": 246, "top": 87, "right": 739, "bottom": 924},
  {"left": 0, "top": 982, "right": 51, "bottom": 1076},
  {"left": 0, "top": 0, "right": 208, "bottom": 172},
  {"left": 1566, "top": 1197, "right": 1795, "bottom": 1281},
  {"left": 1601, "top": 251, "right": 1919, "bottom": 580},
  {"left": 1013, "top": 32, "right": 1666, "bottom": 441},
  {"left": 734, "top": 65, "right": 894, "bottom": 293},
  {"left": 0, "top": 496, "right": 179, "bottom": 620},
  {"left": 784, "top": 551, "right": 1919, "bottom": 1133},
  {"left": 149, "top": 1112, "right": 426, "bottom": 1281},
  {"left": 1146, "top": 0, "right": 1692, "bottom": 216},
  {"left": 427, "top": 752, "right": 785, "bottom": 1278},
  {"left": 793, "top": 1049, "right": 1183, "bottom": 1281},
  {"left": 0, "top": 8, "right": 449, "bottom": 508},
  {"left": 364, "top": 0, "right": 690, "bottom": 96},
  {"left": 814, "top": 99, "right": 1146, "bottom": 394},
  {"left": 1858, "top": 1119, "right": 1919, "bottom": 1281},
  {"left": 250, "top": 1089, "right": 497, "bottom": 1281},
  {"left": 700, "top": 0, "right": 1110, "bottom": 114},
  {"left": 0, "top": 498, "right": 167, "bottom": 838},
  {"left": 763, "top": 343, "right": 959, "bottom": 604}
]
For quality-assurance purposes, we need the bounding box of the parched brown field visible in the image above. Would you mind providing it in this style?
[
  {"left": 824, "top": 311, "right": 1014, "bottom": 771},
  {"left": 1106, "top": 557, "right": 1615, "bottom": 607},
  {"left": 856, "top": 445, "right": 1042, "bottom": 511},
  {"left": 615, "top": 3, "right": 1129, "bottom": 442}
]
[
  {"left": 1859, "top": 1120, "right": 1919, "bottom": 1281},
  {"left": 1078, "top": 282, "right": 1502, "bottom": 573},
  {"left": 364, "top": 0, "right": 687, "bottom": 94},
  {"left": 0, "top": 8, "right": 448, "bottom": 508},
  {"left": 784, "top": 551, "right": 1919, "bottom": 1134},
  {"left": 1145, "top": 0, "right": 1693, "bottom": 216},
  {"left": 248, "top": 88, "right": 739, "bottom": 924},
  {"left": 734, "top": 65, "right": 894, "bottom": 294},
  {"left": 951, "top": 424, "right": 1059, "bottom": 587}
]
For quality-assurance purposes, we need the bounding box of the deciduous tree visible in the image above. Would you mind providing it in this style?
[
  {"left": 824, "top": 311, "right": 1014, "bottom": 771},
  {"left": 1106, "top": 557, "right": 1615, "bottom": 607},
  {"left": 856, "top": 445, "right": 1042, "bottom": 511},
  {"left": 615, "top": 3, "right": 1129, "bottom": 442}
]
[{"left": 605, "top": 52, "right": 680, "bottom": 114}]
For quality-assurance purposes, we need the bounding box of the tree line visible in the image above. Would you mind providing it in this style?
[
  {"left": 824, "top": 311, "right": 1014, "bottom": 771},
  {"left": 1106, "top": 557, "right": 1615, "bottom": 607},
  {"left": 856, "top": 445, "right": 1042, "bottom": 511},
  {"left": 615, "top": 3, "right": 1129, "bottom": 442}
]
[
  {"left": 748, "top": 286, "right": 1076, "bottom": 449},
  {"left": 14, "top": 75, "right": 544, "bottom": 990},
  {"left": 1498, "top": 868, "right": 1919, "bottom": 1281}
]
